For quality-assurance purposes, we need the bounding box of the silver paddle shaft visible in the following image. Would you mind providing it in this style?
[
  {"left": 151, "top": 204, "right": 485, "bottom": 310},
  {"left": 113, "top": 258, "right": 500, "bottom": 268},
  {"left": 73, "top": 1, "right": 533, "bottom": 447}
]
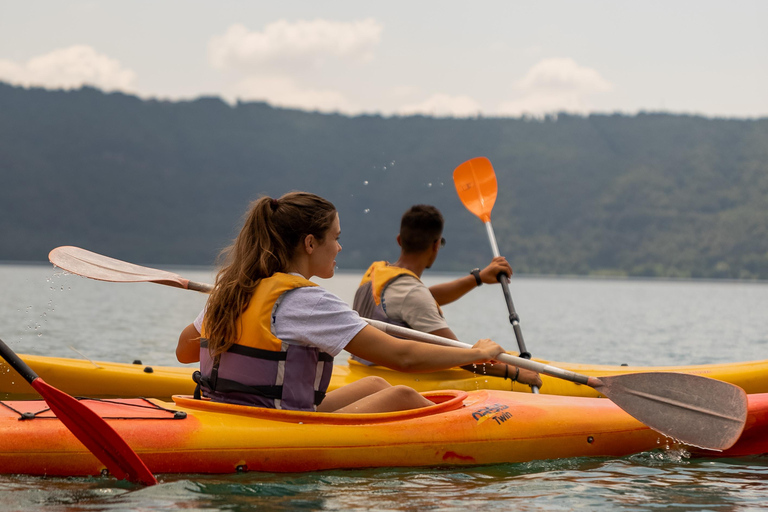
[
  {"left": 484, "top": 220, "right": 537, "bottom": 392},
  {"left": 364, "top": 318, "right": 589, "bottom": 385},
  {"left": 486, "top": 222, "right": 502, "bottom": 259}
]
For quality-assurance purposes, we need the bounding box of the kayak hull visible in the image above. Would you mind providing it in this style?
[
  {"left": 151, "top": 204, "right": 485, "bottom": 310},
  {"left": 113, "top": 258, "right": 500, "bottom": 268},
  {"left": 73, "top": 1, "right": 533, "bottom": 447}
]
[
  {"left": 2, "top": 390, "right": 766, "bottom": 477},
  {"left": 4, "top": 354, "right": 768, "bottom": 400}
]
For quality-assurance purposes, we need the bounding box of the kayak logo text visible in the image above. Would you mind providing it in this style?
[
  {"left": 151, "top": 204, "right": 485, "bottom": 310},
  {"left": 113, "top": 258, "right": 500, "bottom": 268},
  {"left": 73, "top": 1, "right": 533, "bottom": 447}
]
[{"left": 472, "top": 403, "right": 512, "bottom": 425}]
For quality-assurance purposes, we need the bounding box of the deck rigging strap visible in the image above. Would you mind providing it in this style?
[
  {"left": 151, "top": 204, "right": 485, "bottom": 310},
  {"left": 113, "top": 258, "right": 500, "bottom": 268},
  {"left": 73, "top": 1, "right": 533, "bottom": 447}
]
[{"left": 1, "top": 397, "right": 187, "bottom": 421}]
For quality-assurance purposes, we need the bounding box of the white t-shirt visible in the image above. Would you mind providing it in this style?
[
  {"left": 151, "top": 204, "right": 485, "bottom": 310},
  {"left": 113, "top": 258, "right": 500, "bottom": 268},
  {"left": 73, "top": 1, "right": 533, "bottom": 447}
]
[
  {"left": 381, "top": 275, "right": 449, "bottom": 333},
  {"left": 194, "top": 285, "right": 366, "bottom": 356}
]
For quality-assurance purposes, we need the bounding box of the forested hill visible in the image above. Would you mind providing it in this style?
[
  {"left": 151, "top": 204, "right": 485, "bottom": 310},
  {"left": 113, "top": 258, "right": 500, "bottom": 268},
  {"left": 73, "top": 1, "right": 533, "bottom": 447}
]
[{"left": 2, "top": 82, "right": 768, "bottom": 279}]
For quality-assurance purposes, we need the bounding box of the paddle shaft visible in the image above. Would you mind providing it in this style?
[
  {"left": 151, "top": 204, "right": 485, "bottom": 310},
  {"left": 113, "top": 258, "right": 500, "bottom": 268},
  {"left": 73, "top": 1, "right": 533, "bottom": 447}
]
[
  {"left": 0, "top": 339, "right": 38, "bottom": 382},
  {"left": 483, "top": 219, "right": 538, "bottom": 393},
  {"left": 364, "top": 318, "right": 591, "bottom": 386},
  {"left": 189, "top": 281, "right": 213, "bottom": 293},
  {"left": 485, "top": 220, "right": 530, "bottom": 359}
]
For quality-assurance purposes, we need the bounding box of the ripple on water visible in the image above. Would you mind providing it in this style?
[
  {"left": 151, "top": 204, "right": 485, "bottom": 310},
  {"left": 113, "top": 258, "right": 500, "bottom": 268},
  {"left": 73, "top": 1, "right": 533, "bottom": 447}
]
[{"left": 3, "top": 455, "right": 768, "bottom": 511}]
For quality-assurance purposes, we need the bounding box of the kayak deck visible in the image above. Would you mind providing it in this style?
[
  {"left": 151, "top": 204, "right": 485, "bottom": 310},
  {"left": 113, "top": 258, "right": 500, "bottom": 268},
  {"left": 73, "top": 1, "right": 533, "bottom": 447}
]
[{"left": 4, "top": 354, "right": 768, "bottom": 401}]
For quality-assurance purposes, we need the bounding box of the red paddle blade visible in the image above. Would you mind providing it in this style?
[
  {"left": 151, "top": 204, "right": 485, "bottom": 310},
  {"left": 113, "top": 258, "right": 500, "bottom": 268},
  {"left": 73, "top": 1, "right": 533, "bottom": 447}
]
[
  {"left": 453, "top": 157, "right": 498, "bottom": 223},
  {"left": 30, "top": 378, "right": 157, "bottom": 486}
]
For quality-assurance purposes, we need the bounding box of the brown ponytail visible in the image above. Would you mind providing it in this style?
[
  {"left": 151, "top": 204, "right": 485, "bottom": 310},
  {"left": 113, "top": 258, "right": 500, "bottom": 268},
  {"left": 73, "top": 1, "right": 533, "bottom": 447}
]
[{"left": 203, "top": 191, "right": 337, "bottom": 356}]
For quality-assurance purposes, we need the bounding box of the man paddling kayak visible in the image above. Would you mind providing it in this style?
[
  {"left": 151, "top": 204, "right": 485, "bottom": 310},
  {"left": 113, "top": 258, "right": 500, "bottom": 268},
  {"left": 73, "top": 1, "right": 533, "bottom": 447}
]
[
  {"left": 352, "top": 204, "right": 541, "bottom": 388},
  {"left": 176, "top": 192, "right": 505, "bottom": 414}
]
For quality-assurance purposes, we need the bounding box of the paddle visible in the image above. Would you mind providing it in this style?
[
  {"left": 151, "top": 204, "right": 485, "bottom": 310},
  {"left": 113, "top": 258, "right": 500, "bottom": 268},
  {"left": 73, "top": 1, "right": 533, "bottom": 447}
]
[
  {"left": 453, "top": 157, "right": 537, "bottom": 392},
  {"left": 0, "top": 337, "right": 157, "bottom": 485},
  {"left": 363, "top": 318, "right": 747, "bottom": 452},
  {"left": 49, "top": 246, "right": 213, "bottom": 293},
  {"left": 47, "top": 246, "right": 749, "bottom": 450}
]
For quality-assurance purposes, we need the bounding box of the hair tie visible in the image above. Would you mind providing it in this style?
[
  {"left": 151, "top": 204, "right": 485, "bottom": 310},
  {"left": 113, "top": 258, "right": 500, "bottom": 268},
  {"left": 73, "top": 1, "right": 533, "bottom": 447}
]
[{"left": 270, "top": 198, "right": 279, "bottom": 211}]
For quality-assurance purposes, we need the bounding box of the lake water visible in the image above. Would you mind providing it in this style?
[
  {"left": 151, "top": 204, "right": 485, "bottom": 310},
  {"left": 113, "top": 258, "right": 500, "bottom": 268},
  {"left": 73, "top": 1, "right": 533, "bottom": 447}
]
[{"left": 1, "top": 263, "right": 768, "bottom": 511}]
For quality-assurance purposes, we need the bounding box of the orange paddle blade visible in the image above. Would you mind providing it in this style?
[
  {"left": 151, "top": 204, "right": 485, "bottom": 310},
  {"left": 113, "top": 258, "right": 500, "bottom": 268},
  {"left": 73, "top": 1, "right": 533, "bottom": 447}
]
[{"left": 453, "top": 157, "right": 498, "bottom": 223}]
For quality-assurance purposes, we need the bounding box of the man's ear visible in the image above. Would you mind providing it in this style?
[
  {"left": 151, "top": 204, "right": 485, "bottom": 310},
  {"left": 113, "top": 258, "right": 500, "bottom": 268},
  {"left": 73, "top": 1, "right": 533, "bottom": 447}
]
[{"left": 396, "top": 234, "right": 402, "bottom": 248}]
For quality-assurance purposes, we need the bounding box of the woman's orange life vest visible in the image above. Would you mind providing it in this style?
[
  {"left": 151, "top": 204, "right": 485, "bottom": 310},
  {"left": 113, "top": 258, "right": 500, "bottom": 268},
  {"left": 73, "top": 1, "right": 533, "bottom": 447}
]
[{"left": 196, "top": 273, "right": 334, "bottom": 411}]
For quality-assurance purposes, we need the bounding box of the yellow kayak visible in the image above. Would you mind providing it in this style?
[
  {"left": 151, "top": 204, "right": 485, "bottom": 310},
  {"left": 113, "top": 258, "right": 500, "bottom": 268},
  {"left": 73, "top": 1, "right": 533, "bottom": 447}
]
[{"left": 3, "top": 353, "right": 768, "bottom": 400}]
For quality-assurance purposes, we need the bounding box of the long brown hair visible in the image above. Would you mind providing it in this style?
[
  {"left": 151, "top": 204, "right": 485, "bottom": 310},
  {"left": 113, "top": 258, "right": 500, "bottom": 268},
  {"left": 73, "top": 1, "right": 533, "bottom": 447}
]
[{"left": 203, "top": 191, "right": 337, "bottom": 356}]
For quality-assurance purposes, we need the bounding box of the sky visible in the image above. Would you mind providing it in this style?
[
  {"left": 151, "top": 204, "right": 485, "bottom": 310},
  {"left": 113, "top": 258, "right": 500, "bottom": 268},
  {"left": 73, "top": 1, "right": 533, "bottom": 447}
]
[{"left": 1, "top": 1, "right": 766, "bottom": 118}]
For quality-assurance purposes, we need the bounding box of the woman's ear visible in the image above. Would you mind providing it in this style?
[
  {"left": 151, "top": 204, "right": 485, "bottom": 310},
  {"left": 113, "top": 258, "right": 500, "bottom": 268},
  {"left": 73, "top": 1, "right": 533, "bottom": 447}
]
[{"left": 304, "top": 234, "right": 316, "bottom": 254}]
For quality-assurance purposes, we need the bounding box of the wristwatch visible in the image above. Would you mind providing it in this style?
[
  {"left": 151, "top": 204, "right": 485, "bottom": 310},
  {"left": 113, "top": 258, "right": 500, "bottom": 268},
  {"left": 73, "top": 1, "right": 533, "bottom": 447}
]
[{"left": 470, "top": 268, "right": 482, "bottom": 286}]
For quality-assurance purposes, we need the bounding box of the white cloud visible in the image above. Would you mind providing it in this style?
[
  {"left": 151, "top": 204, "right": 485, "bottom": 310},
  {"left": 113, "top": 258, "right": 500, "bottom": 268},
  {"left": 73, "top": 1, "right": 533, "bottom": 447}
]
[
  {"left": 0, "top": 45, "right": 136, "bottom": 92},
  {"left": 499, "top": 58, "right": 613, "bottom": 116},
  {"left": 518, "top": 57, "right": 612, "bottom": 93},
  {"left": 396, "top": 93, "right": 482, "bottom": 117},
  {"left": 224, "top": 75, "right": 356, "bottom": 114},
  {"left": 208, "top": 18, "right": 383, "bottom": 114},
  {"left": 209, "top": 18, "right": 383, "bottom": 71}
]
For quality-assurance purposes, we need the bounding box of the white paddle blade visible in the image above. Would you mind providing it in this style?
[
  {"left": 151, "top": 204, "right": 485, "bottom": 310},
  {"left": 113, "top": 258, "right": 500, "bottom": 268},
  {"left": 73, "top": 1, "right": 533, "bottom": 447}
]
[{"left": 49, "top": 246, "right": 191, "bottom": 288}]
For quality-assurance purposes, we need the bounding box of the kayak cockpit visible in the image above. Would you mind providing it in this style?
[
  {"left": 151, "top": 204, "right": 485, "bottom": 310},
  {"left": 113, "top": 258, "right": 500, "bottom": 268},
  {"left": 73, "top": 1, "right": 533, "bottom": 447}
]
[{"left": 172, "top": 389, "right": 469, "bottom": 424}]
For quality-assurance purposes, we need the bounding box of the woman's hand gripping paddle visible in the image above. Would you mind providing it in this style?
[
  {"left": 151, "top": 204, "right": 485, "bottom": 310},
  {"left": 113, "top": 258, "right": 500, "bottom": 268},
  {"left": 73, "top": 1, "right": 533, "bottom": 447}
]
[
  {"left": 363, "top": 318, "right": 748, "bottom": 452},
  {"left": 453, "top": 157, "right": 538, "bottom": 392},
  {"left": 0, "top": 338, "right": 157, "bottom": 485}
]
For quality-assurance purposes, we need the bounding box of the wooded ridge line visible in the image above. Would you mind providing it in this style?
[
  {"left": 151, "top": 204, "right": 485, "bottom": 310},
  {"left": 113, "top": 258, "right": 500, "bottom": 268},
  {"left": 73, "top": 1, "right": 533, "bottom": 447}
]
[{"left": 2, "top": 82, "right": 767, "bottom": 279}]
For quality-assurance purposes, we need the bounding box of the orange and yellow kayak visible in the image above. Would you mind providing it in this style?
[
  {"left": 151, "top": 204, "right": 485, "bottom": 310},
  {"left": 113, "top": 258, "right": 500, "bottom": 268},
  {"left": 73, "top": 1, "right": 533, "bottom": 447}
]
[
  {"left": 3, "top": 354, "right": 768, "bottom": 400},
  {"left": 1, "top": 390, "right": 766, "bottom": 477}
]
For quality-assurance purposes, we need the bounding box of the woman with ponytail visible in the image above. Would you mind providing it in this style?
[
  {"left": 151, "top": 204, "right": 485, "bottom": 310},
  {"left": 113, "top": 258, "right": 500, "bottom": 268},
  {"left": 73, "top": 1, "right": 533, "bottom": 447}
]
[{"left": 177, "top": 191, "right": 504, "bottom": 413}]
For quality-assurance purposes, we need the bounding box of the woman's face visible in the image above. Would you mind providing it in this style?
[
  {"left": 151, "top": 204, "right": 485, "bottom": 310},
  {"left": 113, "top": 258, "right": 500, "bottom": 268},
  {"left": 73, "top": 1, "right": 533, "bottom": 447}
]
[{"left": 310, "top": 212, "right": 342, "bottom": 279}]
